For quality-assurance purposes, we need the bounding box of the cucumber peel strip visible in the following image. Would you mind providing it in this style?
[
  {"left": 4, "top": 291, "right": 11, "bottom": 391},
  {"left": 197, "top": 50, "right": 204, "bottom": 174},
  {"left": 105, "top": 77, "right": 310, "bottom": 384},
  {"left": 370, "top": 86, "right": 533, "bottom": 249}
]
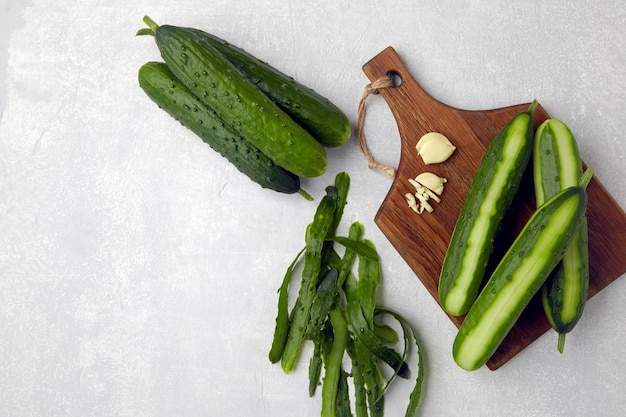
[
  {"left": 344, "top": 274, "right": 411, "bottom": 379},
  {"left": 346, "top": 338, "right": 369, "bottom": 417},
  {"left": 281, "top": 186, "right": 339, "bottom": 373},
  {"left": 375, "top": 307, "right": 425, "bottom": 417},
  {"left": 305, "top": 269, "right": 340, "bottom": 339},
  {"left": 327, "top": 236, "right": 380, "bottom": 261},
  {"left": 268, "top": 247, "right": 305, "bottom": 363},
  {"left": 308, "top": 337, "right": 323, "bottom": 397},
  {"left": 321, "top": 308, "right": 349, "bottom": 417}
]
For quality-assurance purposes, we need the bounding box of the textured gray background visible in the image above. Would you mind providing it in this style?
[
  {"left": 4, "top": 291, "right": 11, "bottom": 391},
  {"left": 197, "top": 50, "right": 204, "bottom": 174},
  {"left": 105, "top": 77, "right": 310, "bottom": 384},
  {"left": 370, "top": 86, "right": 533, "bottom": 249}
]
[{"left": 1, "top": 1, "right": 625, "bottom": 416}]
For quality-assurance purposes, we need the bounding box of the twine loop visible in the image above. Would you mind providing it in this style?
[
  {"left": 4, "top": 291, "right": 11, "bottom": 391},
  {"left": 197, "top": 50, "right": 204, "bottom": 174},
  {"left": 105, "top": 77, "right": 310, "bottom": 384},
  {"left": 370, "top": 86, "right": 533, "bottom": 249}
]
[{"left": 356, "top": 74, "right": 396, "bottom": 178}]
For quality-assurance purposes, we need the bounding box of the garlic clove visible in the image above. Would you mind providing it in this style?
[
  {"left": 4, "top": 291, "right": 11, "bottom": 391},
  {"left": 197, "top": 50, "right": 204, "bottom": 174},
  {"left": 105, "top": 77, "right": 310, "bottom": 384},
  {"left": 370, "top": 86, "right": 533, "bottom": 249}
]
[{"left": 416, "top": 132, "right": 456, "bottom": 164}]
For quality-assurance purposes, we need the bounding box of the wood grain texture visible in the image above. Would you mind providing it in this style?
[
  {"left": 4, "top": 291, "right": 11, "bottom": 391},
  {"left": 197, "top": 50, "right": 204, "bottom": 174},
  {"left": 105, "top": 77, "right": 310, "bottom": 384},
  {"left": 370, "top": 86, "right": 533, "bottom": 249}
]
[{"left": 363, "top": 46, "right": 626, "bottom": 370}]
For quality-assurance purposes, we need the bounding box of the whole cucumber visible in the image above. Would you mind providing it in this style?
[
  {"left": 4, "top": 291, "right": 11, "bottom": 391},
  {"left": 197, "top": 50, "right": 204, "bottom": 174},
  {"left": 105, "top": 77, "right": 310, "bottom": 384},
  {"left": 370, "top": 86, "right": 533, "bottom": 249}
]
[
  {"left": 453, "top": 174, "right": 590, "bottom": 371},
  {"left": 184, "top": 26, "right": 351, "bottom": 147},
  {"left": 438, "top": 101, "right": 538, "bottom": 316},
  {"left": 533, "top": 119, "right": 589, "bottom": 353},
  {"left": 138, "top": 61, "right": 308, "bottom": 197},
  {"left": 138, "top": 17, "right": 327, "bottom": 178}
]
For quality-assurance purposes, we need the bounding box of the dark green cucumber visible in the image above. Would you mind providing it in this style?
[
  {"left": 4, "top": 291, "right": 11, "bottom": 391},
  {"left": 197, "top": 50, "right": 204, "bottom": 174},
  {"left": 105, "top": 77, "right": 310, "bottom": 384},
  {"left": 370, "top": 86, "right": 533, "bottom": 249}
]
[
  {"left": 138, "top": 61, "right": 308, "bottom": 197},
  {"left": 453, "top": 173, "right": 591, "bottom": 371},
  {"left": 533, "top": 119, "right": 589, "bottom": 353},
  {"left": 438, "top": 101, "right": 538, "bottom": 316},
  {"left": 138, "top": 17, "right": 327, "bottom": 178},
  {"left": 184, "top": 26, "right": 351, "bottom": 147}
]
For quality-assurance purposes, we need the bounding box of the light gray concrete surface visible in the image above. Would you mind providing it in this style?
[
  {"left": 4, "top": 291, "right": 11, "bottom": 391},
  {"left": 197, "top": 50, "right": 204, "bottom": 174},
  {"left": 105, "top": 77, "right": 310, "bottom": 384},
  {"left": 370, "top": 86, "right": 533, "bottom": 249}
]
[{"left": 1, "top": 1, "right": 625, "bottom": 416}]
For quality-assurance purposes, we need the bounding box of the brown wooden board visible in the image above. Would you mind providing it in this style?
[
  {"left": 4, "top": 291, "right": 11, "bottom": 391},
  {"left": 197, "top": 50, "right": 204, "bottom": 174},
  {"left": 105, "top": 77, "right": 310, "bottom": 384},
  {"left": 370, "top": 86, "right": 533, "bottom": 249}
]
[{"left": 363, "top": 46, "right": 626, "bottom": 370}]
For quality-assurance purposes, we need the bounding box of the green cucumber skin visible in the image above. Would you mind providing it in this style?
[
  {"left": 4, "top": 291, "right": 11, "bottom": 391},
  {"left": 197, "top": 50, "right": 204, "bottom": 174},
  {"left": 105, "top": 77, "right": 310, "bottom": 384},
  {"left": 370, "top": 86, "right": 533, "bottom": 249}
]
[
  {"left": 281, "top": 186, "right": 339, "bottom": 373},
  {"left": 453, "top": 186, "right": 588, "bottom": 371},
  {"left": 154, "top": 25, "right": 327, "bottom": 178},
  {"left": 534, "top": 119, "right": 589, "bottom": 340},
  {"left": 138, "top": 61, "right": 301, "bottom": 194},
  {"left": 187, "top": 28, "right": 351, "bottom": 148},
  {"left": 438, "top": 104, "right": 536, "bottom": 316}
]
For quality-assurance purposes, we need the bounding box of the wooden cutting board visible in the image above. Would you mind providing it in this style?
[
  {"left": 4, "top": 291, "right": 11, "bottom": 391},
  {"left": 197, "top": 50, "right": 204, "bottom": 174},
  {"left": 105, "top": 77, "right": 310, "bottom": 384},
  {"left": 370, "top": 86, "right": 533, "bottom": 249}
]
[{"left": 363, "top": 46, "right": 626, "bottom": 370}]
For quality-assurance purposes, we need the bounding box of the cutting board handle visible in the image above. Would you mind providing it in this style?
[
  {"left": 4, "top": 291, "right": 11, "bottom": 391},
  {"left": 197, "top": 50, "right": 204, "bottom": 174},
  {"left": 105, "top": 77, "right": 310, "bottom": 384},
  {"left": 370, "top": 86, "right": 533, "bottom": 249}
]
[
  {"left": 361, "top": 46, "right": 483, "bottom": 186},
  {"left": 362, "top": 46, "right": 459, "bottom": 140},
  {"left": 363, "top": 46, "right": 443, "bottom": 109}
]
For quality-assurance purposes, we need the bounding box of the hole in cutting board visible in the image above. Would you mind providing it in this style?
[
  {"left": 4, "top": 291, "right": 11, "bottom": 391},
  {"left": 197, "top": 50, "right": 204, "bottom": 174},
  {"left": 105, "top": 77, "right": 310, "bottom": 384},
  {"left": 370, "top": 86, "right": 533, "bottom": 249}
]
[{"left": 387, "top": 71, "right": 403, "bottom": 88}]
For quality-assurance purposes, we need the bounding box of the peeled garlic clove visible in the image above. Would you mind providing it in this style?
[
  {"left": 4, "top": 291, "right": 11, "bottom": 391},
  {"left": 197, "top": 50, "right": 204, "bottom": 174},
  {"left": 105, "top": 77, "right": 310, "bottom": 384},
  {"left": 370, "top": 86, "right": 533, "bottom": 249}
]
[
  {"left": 416, "top": 132, "right": 456, "bottom": 164},
  {"left": 415, "top": 132, "right": 441, "bottom": 153},
  {"left": 415, "top": 172, "right": 447, "bottom": 195}
]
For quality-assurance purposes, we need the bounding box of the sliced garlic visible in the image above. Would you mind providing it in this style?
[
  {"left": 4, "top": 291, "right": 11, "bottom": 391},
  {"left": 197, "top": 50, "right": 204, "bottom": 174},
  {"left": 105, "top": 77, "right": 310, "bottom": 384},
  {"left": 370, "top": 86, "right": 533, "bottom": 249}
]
[
  {"left": 405, "top": 193, "right": 420, "bottom": 213},
  {"left": 415, "top": 192, "right": 434, "bottom": 213},
  {"left": 416, "top": 132, "right": 456, "bottom": 164},
  {"left": 408, "top": 178, "right": 421, "bottom": 190},
  {"left": 406, "top": 172, "right": 448, "bottom": 215},
  {"left": 424, "top": 188, "right": 441, "bottom": 203},
  {"left": 415, "top": 172, "right": 447, "bottom": 195}
]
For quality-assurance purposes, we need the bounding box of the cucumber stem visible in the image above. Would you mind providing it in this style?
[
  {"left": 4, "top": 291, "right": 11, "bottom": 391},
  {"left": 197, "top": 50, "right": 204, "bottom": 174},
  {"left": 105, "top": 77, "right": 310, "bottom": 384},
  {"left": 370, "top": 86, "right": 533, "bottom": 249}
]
[
  {"left": 557, "top": 333, "right": 566, "bottom": 354},
  {"left": 579, "top": 167, "right": 594, "bottom": 189},
  {"left": 298, "top": 188, "right": 314, "bottom": 201},
  {"left": 528, "top": 99, "right": 539, "bottom": 114},
  {"left": 136, "top": 15, "right": 159, "bottom": 37}
]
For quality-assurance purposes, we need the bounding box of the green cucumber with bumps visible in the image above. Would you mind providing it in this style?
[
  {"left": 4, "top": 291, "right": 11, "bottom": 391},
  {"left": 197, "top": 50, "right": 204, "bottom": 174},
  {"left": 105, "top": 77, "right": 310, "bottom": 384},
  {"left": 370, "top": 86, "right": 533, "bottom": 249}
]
[
  {"left": 138, "top": 17, "right": 327, "bottom": 178},
  {"left": 438, "top": 101, "right": 538, "bottom": 316},
  {"left": 138, "top": 61, "right": 310, "bottom": 197},
  {"left": 453, "top": 170, "right": 591, "bottom": 371},
  {"left": 183, "top": 25, "right": 351, "bottom": 147},
  {"left": 533, "top": 119, "right": 589, "bottom": 353}
]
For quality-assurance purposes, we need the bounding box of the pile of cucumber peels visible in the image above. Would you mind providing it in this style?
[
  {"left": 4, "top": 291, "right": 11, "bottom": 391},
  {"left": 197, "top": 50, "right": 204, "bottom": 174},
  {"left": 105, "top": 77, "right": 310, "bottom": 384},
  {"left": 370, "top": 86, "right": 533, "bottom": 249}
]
[{"left": 269, "top": 172, "right": 424, "bottom": 417}]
